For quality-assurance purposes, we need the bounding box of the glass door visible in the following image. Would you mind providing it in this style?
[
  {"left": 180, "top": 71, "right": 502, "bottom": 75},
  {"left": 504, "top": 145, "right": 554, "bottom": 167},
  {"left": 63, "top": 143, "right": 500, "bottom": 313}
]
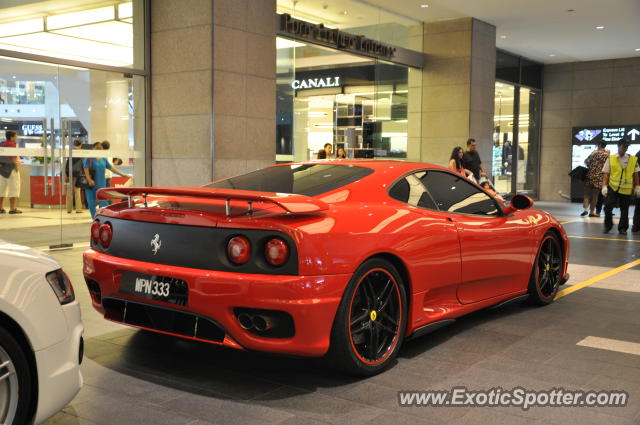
[
  {"left": 492, "top": 82, "right": 515, "bottom": 195},
  {"left": 516, "top": 87, "right": 541, "bottom": 196},
  {"left": 0, "top": 55, "right": 145, "bottom": 248},
  {"left": 56, "top": 66, "right": 145, "bottom": 248},
  {"left": 0, "top": 56, "right": 65, "bottom": 248}
]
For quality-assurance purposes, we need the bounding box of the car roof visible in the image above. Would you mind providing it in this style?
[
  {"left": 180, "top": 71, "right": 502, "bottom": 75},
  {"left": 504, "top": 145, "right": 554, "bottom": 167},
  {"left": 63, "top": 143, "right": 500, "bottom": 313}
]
[
  {"left": 272, "top": 159, "right": 449, "bottom": 174},
  {"left": 266, "top": 160, "right": 453, "bottom": 202}
]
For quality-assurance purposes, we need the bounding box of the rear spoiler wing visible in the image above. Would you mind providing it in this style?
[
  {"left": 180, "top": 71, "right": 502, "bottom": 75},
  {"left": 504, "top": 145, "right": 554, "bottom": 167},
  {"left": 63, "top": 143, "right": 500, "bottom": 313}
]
[{"left": 96, "top": 186, "right": 329, "bottom": 215}]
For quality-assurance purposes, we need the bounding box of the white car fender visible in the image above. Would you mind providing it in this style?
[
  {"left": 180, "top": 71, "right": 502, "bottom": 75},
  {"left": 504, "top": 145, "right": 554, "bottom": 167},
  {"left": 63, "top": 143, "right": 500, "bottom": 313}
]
[{"left": 0, "top": 242, "right": 69, "bottom": 350}]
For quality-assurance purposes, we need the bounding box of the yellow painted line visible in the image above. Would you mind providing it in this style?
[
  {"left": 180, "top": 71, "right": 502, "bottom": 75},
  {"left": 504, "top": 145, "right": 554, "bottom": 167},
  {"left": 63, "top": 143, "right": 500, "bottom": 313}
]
[
  {"left": 555, "top": 258, "right": 640, "bottom": 299},
  {"left": 559, "top": 219, "right": 584, "bottom": 225},
  {"left": 577, "top": 336, "right": 640, "bottom": 356},
  {"left": 567, "top": 235, "right": 640, "bottom": 243}
]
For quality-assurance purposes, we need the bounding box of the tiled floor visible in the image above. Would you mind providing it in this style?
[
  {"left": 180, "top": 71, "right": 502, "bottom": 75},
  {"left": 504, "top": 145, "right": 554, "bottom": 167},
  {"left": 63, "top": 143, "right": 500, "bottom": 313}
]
[
  {"left": 31, "top": 202, "right": 640, "bottom": 425},
  {"left": 0, "top": 207, "right": 91, "bottom": 248}
]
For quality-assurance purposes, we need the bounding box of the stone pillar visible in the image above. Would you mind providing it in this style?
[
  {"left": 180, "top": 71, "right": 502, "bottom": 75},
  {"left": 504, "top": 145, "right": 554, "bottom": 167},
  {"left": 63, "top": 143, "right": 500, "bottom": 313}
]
[
  {"left": 150, "top": 0, "right": 276, "bottom": 186},
  {"left": 151, "top": 0, "right": 214, "bottom": 186},
  {"left": 539, "top": 63, "right": 574, "bottom": 201},
  {"left": 212, "top": 0, "right": 276, "bottom": 179},
  {"left": 420, "top": 18, "right": 496, "bottom": 174}
]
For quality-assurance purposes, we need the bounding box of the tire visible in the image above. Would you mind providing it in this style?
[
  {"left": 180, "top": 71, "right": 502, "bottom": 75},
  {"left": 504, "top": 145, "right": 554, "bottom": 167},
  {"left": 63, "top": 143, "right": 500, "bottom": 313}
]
[
  {"left": 527, "top": 232, "right": 563, "bottom": 306},
  {"left": 326, "top": 258, "right": 408, "bottom": 376},
  {"left": 0, "top": 326, "right": 33, "bottom": 425}
]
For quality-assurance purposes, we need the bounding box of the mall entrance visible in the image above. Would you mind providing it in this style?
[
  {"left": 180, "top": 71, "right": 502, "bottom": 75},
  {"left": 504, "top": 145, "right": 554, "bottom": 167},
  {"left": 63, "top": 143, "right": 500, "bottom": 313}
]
[{"left": 0, "top": 55, "right": 145, "bottom": 248}]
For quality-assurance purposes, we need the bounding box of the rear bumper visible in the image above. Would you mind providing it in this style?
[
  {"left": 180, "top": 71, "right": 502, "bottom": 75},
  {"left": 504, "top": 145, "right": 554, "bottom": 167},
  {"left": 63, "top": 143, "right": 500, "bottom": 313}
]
[
  {"left": 33, "top": 301, "right": 84, "bottom": 424},
  {"left": 82, "top": 249, "right": 349, "bottom": 357}
]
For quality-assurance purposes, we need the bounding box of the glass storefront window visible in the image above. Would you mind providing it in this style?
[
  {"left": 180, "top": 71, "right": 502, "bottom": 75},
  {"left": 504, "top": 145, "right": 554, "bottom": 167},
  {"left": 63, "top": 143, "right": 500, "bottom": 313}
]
[
  {"left": 517, "top": 87, "right": 541, "bottom": 195},
  {"left": 0, "top": 0, "right": 145, "bottom": 69},
  {"left": 0, "top": 55, "right": 146, "bottom": 247},
  {"left": 0, "top": 1, "right": 146, "bottom": 249},
  {"left": 275, "top": 0, "right": 422, "bottom": 163},
  {"left": 492, "top": 82, "right": 514, "bottom": 194},
  {"left": 492, "top": 82, "right": 541, "bottom": 198},
  {"left": 277, "top": 40, "right": 413, "bottom": 162}
]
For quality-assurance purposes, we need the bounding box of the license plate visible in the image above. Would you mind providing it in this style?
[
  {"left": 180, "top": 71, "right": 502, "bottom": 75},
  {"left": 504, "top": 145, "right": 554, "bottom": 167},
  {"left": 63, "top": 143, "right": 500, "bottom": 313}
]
[{"left": 119, "top": 271, "right": 188, "bottom": 306}]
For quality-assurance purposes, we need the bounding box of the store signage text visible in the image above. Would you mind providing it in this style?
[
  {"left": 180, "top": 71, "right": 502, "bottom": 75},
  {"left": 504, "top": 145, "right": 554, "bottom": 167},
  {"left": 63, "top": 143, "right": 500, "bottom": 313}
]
[
  {"left": 292, "top": 76, "right": 341, "bottom": 90},
  {"left": 573, "top": 125, "right": 640, "bottom": 144},
  {"left": 21, "top": 124, "right": 43, "bottom": 135},
  {"left": 280, "top": 14, "right": 397, "bottom": 59}
]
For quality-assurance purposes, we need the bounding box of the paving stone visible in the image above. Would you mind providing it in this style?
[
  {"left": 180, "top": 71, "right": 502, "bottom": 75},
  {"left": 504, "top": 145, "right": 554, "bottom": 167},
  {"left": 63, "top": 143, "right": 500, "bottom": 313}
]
[{"left": 41, "top": 208, "right": 640, "bottom": 425}]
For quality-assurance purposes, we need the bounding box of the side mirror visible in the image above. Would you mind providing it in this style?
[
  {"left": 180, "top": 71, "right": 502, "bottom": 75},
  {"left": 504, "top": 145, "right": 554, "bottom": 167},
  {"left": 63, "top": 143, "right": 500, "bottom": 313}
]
[{"left": 502, "top": 193, "right": 534, "bottom": 215}]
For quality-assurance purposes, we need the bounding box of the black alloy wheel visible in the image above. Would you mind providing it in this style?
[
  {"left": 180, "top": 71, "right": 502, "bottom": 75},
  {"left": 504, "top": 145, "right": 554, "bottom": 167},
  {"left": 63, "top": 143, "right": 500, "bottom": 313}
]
[
  {"left": 528, "top": 232, "right": 562, "bottom": 305},
  {"left": 327, "top": 258, "right": 407, "bottom": 376}
]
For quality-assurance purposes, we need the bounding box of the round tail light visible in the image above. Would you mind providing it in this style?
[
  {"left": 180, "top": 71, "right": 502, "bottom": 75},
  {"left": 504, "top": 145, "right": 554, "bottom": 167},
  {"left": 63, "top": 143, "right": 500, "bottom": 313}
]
[
  {"left": 90, "top": 220, "right": 100, "bottom": 243},
  {"left": 98, "top": 223, "right": 113, "bottom": 248},
  {"left": 227, "top": 236, "right": 251, "bottom": 265},
  {"left": 265, "top": 238, "right": 289, "bottom": 266}
]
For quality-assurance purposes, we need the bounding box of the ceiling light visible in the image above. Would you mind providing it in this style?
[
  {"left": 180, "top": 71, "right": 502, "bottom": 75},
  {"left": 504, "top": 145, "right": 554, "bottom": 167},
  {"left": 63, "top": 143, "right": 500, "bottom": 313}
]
[
  {"left": 500, "top": 35, "right": 507, "bottom": 39},
  {"left": 276, "top": 37, "right": 305, "bottom": 49},
  {"left": 47, "top": 6, "right": 115, "bottom": 30},
  {"left": 0, "top": 32, "right": 133, "bottom": 67},
  {"left": 52, "top": 21, "right": 133, "bottom": 47},
  {"left": 549, "top": 54, "right": 556, "bottom": 57},
  {"left": 341, "top": 10, "right": 348, "bottom": 15},
  {"left": 0, "top": 18, "right": 43, "bottom": 37},
  {"left": 635, "top": 48, "right": 640, "bottom": 52},
  {"left": 420, "top": 4, "right": 429, "bottom": 8},
  {"left": 118, "top": 2, "right": 133, "bottom": 20},
  {"left": 595, "top": 26, "right": 604, "bottom": 30}
]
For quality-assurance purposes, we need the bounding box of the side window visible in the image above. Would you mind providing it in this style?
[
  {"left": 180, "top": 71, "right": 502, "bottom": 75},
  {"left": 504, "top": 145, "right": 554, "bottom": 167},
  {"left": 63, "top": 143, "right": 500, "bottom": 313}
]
[
  {"left": 421, "top": 171, "right": 498, "bottom": 216},
  {"left": 388, "top": 171, "right": 438, "bottom": 210}
]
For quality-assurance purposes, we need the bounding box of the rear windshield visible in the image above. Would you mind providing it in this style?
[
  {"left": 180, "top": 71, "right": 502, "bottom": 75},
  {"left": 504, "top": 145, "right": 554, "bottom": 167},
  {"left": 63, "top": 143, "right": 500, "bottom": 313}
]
[{"left": 204, "top": 164, "right": 373, "bottom": 196}]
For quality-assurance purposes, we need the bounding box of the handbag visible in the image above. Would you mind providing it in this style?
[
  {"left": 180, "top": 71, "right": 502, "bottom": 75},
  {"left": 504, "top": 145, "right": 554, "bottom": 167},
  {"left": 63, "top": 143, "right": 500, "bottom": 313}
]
[
  {"left": 0, "top": 158, "right": 14, "bottom": 178},
  {"left": 0, "top": 162, "right": 12, "bottom": 179},
  {"left": 76, "top": 175, "right": 92, "bottom": 189},
  {"left": 76, "top": 159, "right": 95, "bottom": 189},
  {"left": 569, "top": 166, "right": 588, "bottom": 181}
]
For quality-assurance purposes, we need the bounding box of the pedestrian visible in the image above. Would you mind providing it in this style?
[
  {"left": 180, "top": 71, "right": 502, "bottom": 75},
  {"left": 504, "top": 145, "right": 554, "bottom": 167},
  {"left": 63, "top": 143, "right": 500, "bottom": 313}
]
[
  {"left": 449, "top": 146, "right": 473, "bottom": 179},
  {"left": 336, "top": 147, "right": 347, "bottom": 159},
  {"left": 0, "top": 130, "right": 22, "bottom": 214},
  {"left": 581, "top": 141, "right": 608, "bottom": 217},
  {"left": 461, "top": 138, "right": 487, "bottom": 182},
  {"left": 64, "top": 138, "right": 84, "bottom": 213},
  {"left": 601, "top": 138, "right": 640, "bottom": 234},
  {"left": 633, "top": 149, "right": 640, "bottom": 233},
  {"left": 101, "top": 140, "right": 113, "bottom": 187},
  {"left": 83, "top": 142, "right": 130, "bottom": 219},
  {"left": 323, "top": 143, "right": 333, "bottom": 159}
]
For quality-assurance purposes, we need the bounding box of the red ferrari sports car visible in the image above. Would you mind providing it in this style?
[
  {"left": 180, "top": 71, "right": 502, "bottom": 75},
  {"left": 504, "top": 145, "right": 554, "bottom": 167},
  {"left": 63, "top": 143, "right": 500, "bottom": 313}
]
[{"left": 83, "top": 160, "right": 569, "bottom": 375}]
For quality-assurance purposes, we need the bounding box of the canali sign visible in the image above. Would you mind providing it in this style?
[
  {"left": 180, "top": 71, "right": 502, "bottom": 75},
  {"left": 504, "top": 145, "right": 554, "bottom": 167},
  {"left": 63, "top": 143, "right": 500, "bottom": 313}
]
[{"left": 291, "top": 76, "right": 341, "bottom": 90}]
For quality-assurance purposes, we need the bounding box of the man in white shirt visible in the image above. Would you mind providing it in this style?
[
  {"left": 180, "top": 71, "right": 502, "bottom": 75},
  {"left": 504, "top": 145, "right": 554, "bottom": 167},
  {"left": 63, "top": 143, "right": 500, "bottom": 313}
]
[{"left": 601, "top": 139, "right": 640, "bottom": 234}]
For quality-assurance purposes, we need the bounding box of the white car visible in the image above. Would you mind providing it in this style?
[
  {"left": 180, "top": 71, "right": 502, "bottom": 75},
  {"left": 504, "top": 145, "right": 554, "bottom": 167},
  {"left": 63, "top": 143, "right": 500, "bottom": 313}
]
[{"left": 0, "top": 241, "right": 83, "bottom": 425}]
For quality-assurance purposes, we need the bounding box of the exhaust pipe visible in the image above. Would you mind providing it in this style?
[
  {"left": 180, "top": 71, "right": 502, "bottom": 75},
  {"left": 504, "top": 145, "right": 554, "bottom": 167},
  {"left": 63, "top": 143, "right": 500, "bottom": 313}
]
[
  {"left": 253, "top": 315, "right": 277, "bottom": 332},
  {"left": 237, "top": 313, "right": 254, "bottom": 329}
]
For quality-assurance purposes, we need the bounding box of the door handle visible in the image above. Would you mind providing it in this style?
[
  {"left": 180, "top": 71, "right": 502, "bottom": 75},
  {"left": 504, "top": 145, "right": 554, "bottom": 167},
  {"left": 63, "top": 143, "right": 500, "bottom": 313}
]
[
  {"left": 66, "top": 120, "right": 73, "bottom": 199},
  {"left": 43, "top": 119, "right": 49, "bottom": 197},
  {"left": 50, "top": 118, "right": 55, "bottom": 197}
]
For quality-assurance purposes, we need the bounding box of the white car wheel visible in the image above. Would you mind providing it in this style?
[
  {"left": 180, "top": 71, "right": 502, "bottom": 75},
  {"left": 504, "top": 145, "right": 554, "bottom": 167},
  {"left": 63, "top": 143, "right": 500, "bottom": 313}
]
[{"left": 0, "top": 327, "right": 32, "bottom": 425}]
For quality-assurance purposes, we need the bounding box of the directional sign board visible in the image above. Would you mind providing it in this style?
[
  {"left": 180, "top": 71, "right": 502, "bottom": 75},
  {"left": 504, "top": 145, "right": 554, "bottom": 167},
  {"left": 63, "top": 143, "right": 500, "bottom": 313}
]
[
  {"left": 572, "top": 125, "right": 640, "bottom": 144},
  {"left": 571, "top": 125, "right": 640, "bottom": 169}
]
